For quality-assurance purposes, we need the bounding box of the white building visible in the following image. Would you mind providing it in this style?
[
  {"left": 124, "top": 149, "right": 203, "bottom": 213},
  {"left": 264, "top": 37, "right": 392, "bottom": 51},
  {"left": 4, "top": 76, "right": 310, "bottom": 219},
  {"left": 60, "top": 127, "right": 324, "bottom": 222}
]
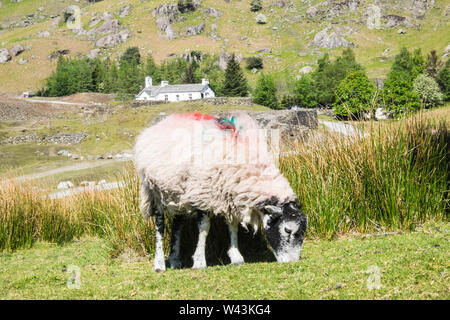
[{"left": 135, "top": 77, "right": 215, "bottom": 102}]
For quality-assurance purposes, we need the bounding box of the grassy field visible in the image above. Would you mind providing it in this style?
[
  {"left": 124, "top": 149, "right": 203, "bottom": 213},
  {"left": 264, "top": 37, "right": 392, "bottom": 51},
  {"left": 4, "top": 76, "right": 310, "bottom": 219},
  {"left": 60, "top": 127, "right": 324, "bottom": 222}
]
[
  {"left": 0, "top": 221, "right": 448, "bottom": 299},
  {"left": 0, "top": 104, "right": 448, "bottom": 300}
]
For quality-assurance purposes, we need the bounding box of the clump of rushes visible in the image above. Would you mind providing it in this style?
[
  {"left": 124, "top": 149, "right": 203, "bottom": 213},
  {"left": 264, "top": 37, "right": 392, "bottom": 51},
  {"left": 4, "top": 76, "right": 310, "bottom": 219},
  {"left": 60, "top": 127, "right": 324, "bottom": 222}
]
[{"left": 280, "top": 113, "right": 449, "bottom": 238}]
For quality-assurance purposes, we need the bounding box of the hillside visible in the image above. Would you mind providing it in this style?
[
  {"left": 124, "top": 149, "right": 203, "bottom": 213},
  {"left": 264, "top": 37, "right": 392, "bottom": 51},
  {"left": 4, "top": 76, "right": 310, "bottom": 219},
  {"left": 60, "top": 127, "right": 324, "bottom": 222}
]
[{"left": 0, "top": 0, "right": 449, "bottom": 93}]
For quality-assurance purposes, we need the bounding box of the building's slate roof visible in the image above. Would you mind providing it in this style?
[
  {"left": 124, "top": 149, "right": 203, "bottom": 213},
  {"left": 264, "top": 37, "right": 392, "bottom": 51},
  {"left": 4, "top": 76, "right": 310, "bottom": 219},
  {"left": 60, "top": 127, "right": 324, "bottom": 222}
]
[{"left": 138, "top": 83, "right": 209, "bottom": 97}]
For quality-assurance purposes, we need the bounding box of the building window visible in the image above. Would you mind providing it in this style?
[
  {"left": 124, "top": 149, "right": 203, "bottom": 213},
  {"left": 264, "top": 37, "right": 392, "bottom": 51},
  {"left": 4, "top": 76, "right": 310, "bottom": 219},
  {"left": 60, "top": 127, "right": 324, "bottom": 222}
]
[
  {"left": 189, "top": 93, "right": 192, "bottom": 100},
  {"left": 165, "top": 95, "right": 168, "bottom": 101},
  {"left": 176, "top": 95, "right": 180, "bottom": 101}
]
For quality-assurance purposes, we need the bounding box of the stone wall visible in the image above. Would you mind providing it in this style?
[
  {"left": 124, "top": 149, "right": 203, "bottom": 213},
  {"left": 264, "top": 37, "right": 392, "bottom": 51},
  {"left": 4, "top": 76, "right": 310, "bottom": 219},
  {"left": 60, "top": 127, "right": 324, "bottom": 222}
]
[
  {"left": 132, "top": 97, "right": 253, "bottom": 108},
  {"left": 213, "top": 109, "right": 318, "bottom": 141},
  {"left": 149, "top": 109, "right": 318, "bottom": 142},
  {"left": 203, "top": 97, "right": 253, "bottom": 106}
]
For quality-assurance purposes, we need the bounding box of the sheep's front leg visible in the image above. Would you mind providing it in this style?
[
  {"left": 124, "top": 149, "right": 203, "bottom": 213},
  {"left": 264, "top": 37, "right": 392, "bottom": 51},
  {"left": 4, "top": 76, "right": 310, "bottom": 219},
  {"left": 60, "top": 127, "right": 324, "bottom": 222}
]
[
  {"left": 192, "top": 212, "right": 210, "bottom": 269},
  {"left": 154, "top": 209, "right": 166, "bottom": 272},
  {"left": 168, "top": 214, "right": 184, "bottom": 269},
  {"left": 227, "top": 222, "right": 244, "bottom": 265}
]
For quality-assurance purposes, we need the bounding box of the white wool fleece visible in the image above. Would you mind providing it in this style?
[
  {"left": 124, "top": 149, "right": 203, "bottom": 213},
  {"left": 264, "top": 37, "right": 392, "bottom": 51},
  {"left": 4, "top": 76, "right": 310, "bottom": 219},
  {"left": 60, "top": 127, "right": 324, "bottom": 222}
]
[{"left": 134, "top": 112, "right": 297, "bottom": 230}]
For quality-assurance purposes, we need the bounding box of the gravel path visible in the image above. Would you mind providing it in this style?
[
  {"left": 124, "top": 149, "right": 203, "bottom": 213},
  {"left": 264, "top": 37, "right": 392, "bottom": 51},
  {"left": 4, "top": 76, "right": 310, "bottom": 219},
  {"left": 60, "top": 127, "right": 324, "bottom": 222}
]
[{"left": 319, "top": 120, "right": 368, "bottom": 137}]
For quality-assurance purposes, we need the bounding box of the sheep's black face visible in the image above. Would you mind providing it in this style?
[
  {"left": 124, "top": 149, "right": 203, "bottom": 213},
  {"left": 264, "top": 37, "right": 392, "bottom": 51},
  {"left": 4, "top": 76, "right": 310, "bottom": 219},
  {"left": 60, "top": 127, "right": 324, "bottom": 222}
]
[{"left": 262, "top": 202, "right": 307, "bottom": 263}]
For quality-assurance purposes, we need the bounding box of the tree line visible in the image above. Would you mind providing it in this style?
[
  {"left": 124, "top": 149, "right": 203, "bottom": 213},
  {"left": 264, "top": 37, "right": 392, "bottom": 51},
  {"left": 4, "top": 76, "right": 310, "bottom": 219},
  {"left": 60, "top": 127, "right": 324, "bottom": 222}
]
[
  {"left": 38, "top": 45, "right": 449, "bottom": 119},
  {"left": 253, "top": 47, "right": 449, "bottom": 118},
  {"left": 37, "top": 47, "right": 249, "bottom": 99}
]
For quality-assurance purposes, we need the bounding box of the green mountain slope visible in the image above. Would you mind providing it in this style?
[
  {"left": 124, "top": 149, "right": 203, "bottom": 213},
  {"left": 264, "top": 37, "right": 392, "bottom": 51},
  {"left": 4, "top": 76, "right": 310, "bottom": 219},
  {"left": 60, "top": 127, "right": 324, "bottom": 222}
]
[{"left": 0, "top": 0, "right": 449, "bottom": 93}]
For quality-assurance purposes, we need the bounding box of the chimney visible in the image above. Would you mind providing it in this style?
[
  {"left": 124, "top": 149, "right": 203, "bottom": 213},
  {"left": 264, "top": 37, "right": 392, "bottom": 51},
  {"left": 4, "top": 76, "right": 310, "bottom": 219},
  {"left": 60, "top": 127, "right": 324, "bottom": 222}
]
[
  {"left": 161, "top": 80, "right": 169, "bottom": 87},
  {"left": 145, "top": 76, "right": 152, "bottom": 88},
  {"left": 201, "top": 78, "right": 209, "bottom": 86}
]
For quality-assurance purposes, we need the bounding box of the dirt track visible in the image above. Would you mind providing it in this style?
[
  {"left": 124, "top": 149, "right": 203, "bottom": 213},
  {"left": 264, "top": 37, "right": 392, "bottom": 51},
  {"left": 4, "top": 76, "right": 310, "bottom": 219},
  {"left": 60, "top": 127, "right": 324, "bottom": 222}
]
[{"left": 0, "top": 93, "right": 114, "bottom": 121}]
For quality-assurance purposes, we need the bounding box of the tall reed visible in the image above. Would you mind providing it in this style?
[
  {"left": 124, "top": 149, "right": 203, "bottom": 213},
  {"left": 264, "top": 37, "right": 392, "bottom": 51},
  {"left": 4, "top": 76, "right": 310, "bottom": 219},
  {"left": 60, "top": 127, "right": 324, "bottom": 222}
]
[{"left": 280, "top": 113, "right": 449, "bottom": 238}]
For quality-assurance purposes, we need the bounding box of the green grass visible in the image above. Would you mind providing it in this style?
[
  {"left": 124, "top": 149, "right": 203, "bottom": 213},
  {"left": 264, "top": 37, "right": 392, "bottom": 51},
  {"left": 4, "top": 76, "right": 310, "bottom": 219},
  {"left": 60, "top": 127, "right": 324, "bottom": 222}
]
[{"left": 0, "top": 221, "right": 448, "bottom": 299}]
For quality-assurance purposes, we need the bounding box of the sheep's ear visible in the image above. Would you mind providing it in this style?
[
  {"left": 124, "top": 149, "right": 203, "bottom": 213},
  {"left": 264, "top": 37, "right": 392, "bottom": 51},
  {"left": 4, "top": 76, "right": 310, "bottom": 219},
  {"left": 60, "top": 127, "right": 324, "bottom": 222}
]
[
  {"left": 264, "top": 205, "right": 282, "bottom": 216},
  {"left": 265, "top": 205, "right": 282, "bottom": 214}
]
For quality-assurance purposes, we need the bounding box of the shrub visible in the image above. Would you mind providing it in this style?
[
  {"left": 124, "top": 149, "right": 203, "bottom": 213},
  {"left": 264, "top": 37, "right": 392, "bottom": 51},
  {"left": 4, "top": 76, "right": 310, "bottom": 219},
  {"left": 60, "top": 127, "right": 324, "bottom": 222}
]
[
  {"left": 293, "top": 74, "right": 318, "bottom": 108},
  {"left": 333, "top": 71, "right": 376, "bottom": 119},
  {"left": 382, "top": 78, "right": 421, "bottom": 116},
  {"left": 437, "top": 59, "right": 450, "bottom": 101},
  {"left": 313, "top": 49, "right": 363, "bottom": 107},
  {"left": 120, "top": 47, "right": 141, "bottom": 65},
  {"left": 388, "top": 47, "right": 424, "bottom": 82},
  {"left": 280, "top": 95, "right": 297, "bottom": 109},
  {"left": 253, "top": 74, "right": 278, "bottom": 109},
  {"left": 413, "top": 74, "right": 443, "bottom": 108},
  {"left": 245, "top": 56, "right": 263, "bottom": 70},
  {"left": 383, "top": 47, "right": 426, "bottom": 116},
  {"left": 250, "top": 0, "right": 262, "bottom": 12}
]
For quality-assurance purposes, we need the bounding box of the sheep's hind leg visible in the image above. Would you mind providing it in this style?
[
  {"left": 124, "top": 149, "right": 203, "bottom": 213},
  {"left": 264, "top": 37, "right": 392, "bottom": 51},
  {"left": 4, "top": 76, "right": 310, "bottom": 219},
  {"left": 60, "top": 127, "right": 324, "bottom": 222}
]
[
  {"left": 153, "top": 207, "right": 166, "bottom": 272},
  {"left": 192, "top": 211, "right": 210, "bottom": 269},
  {"left": 168, "top": 214, "right": 184, "bottom": 269},
  {"left": 227, "top": 222, "right": 244, "bottom": 265}
]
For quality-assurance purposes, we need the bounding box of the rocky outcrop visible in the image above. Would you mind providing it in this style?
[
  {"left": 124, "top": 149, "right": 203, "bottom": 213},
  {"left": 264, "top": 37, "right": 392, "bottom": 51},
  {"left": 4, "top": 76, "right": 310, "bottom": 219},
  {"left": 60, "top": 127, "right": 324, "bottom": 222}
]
[
  {"left": 203, "top": 7, "right": 222, "bottom": 18},
  {"left": 411, "top": 0, "right": 435, "bottom": 19},
  {"left": 307, "top": 0, "right": 360, "bottom": 20},
  {"left": 443, "top": 44, "right": 450, "bottom": 58},
  {"left": 308, "top": 27, "right": 354, "bottom": 49},
  {"left": 383, "top": 14, "right": 411, "bottom": 28},
  {"left": 72, "top": 12, "right": 132, "bottom": 47},
  {"left": 117, "top": 4, "right": 133, "bottom": 18},
  {"left": 184, "top": 23, "right": 205, "bottom": 36},
  {"left": 0, "top": 48, "right": 11, "bottom": 63},
  {"left": 256, "top": 13, "right": 267, "bottom": 24},
  {"left": 10, "top": 44, "right": 24, "bottom": 56},
  {"left": 36, "top": 31, "right": 50, "bottom": 37},
  {"left": 95, "top": 29, "right": 132, "bottom": 47},
  {"left": 299, "top": 66, "right": 313, "bottom": 74},
  {"left": 153, "top": 3, "right": 179, "bottom": 40},
  {"left": 87, "top": 48, "right": 101, "bottom": 59},
  {"left": 48, "top": 49, "right": 70, "bottom": 61}
]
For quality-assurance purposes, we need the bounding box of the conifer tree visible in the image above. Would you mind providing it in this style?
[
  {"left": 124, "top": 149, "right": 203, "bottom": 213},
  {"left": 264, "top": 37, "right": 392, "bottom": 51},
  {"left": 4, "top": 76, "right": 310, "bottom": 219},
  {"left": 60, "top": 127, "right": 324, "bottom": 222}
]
[
  {"left": 222, "top": 54, "right": 248, "bottom": 97},
  {"left": 426, "top": 49, "right": 443, "bottom": 79}
]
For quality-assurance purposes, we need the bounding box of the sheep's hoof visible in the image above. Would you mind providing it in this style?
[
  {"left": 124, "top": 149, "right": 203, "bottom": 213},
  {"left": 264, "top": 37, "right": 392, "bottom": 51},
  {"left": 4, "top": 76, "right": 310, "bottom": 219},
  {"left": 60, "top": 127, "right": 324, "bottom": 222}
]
[
  {"left": 230, "top": 259, "right": 244, "bottom": 266},
  {"left": 228, "top": 249, "right": 244, "bottom": 265},
  {"left": 169, "top": 257, "right": 182, "bottom": 269},
  {"left": 192, "top": 258, "right": 207, "bottom": 269},
  {"left": 153, "top": 257, "right": 166, "bottom": 272}
]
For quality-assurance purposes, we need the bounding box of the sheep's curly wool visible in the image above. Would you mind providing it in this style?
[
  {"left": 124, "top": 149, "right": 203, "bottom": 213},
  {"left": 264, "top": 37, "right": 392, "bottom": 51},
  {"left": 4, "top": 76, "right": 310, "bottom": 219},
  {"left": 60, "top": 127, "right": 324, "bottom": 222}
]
[{"left": 134, "top": 112, "right": 297, "bottom": 230}]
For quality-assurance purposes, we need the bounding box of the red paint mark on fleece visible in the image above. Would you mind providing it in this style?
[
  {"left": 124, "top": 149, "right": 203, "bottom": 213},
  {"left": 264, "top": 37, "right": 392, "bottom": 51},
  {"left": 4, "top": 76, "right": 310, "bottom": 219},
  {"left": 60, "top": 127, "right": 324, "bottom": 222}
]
[
  {"left": 176, "top": 112, "right": 237, "bottom": 136},
  {"left": 177, "top": 112, "right": 216, "bottom": 121}
]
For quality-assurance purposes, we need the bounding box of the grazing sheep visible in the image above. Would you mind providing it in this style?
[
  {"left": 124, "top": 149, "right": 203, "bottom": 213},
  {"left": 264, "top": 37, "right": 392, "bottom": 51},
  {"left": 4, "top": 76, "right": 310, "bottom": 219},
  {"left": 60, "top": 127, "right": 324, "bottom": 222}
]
[{"left": 134, "top": 112, "right": 307, "bottom": 271}]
